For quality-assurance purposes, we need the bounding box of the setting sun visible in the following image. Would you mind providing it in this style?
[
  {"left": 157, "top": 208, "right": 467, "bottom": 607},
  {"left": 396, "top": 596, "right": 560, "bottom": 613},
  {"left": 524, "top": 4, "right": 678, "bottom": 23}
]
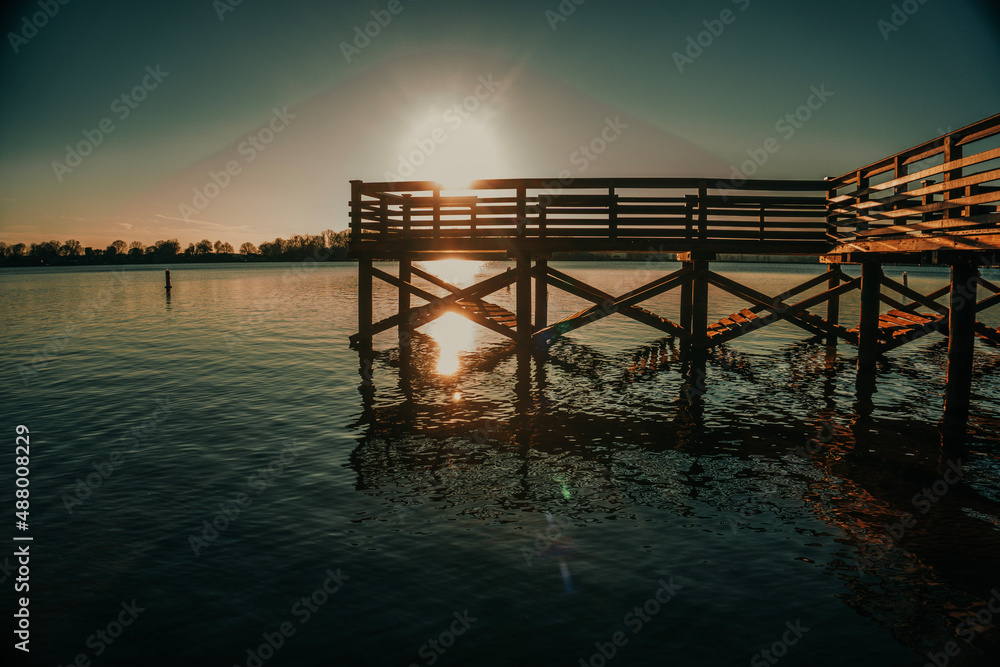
[{"left": 387, "top": 107, "right": 508, "bottom": 188}]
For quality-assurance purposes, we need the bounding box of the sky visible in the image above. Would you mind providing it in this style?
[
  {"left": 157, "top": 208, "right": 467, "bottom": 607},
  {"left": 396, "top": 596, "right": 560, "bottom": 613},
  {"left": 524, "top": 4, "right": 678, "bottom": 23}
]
[{"left": 1, "top": 0, "right": 998, "bottom": 249}]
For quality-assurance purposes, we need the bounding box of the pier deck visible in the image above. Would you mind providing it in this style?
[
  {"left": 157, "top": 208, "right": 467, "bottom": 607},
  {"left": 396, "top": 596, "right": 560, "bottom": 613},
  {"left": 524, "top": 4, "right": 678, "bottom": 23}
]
[{"left": 349, "top": 114, "right": 1000, "bottom": 426}]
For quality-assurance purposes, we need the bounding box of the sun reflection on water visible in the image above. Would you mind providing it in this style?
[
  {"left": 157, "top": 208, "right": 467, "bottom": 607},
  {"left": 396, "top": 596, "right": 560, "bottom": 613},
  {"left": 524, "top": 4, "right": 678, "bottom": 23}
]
[{"left": 418, "top": 260, "right": 485, "bottom": 375}]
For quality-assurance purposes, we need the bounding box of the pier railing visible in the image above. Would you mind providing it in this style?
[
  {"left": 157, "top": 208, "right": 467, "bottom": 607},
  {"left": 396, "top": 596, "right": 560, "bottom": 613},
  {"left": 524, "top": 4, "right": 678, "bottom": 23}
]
[
  {"left": 349, "top": 178, "right": 829, "bottom": 256},
  {"left": 827, "top": 113, "right": 1000, "bottom": 247}
]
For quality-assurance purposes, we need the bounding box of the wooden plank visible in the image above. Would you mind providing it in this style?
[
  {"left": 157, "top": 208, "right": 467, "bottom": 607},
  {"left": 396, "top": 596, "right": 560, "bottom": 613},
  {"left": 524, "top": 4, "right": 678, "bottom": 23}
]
[
  {"left": 842, "top": 163, "right": 1000, "bottom": 203},
  {"left": 886, "top": 309, "right": 935, "bottom": 325},
  {"left": 849, "top": 213, "right": 1000, "bottom": 239}
]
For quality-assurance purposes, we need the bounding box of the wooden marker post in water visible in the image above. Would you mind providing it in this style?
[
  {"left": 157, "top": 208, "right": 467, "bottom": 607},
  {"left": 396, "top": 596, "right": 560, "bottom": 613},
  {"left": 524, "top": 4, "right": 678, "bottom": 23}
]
[{"left": 165, "top": 269, "right": 172, "bottom": 290}]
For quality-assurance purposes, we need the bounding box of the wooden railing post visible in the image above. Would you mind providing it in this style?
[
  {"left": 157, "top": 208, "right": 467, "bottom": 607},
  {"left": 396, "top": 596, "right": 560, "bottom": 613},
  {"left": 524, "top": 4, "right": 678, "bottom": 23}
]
[
  {"left": 350, "top": 180, "right": 363, "bottom": 245},
  {"left": 609, "top": 182, "right": 618, "bottom": 240},
  {"left": 402, "top": 193, "right": 412, "bottom": 237},
  {"left": 855, "top": 170, "right": 869, "bottom": 232},
  {"left": 943, "top": 134, "right": 963, "bottom": 219},
  {"left": 378, "top": 194, "right": 388, "bottom": 240},
  {"left": 893, "top": 155, "right": 906, "bottom": 223},
  {"left": 517, "top": 185, "right": 527, "bottom": 237},
  {"left": 825, "top": 178, "right": 838, "bottom": 243},
  {"left": 697, "top": 180, "right": 708, "bottom": 240},
  {"left": 921, "top": 179, "right": 933, "bottom": 223},
  {"left": 469, "top": 197, "right": 477, "bottom": 239},
  {"left": 433, "top": 186, "right": 441, "bottom": 237},
  {"left": 684, "top": 195, "right": 695, "bottom": 240}
]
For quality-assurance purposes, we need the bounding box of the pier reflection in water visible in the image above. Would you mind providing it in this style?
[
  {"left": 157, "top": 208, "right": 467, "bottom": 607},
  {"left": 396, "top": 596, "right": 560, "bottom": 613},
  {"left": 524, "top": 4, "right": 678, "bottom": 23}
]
[{"left": 351, "top": 269, "right": 1000, "bottom": 663}]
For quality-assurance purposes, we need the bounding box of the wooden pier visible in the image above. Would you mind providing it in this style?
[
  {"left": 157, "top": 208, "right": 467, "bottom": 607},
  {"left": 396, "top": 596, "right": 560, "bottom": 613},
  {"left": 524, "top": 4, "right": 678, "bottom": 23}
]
[{"left": 349, "top": 114, "right": 1000, "bottom": 427}]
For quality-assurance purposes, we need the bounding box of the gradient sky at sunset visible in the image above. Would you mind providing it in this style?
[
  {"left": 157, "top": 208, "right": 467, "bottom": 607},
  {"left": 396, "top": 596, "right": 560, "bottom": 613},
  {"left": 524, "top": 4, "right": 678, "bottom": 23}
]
[{"left": 1, "top": 0, "right": 998, "bottom": 248}]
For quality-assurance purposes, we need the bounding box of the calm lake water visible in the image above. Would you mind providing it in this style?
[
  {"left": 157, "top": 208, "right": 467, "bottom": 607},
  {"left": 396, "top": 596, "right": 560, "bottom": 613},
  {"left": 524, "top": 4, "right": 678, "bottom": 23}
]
[{"left": 2, "top": 261, "right": 999, "bottom": 667}]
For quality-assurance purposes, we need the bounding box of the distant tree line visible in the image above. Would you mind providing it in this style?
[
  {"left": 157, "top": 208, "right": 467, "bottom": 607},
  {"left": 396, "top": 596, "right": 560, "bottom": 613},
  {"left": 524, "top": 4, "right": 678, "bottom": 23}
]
[{"left": 0, "top": 231, "right": 351, "bottom": 267}]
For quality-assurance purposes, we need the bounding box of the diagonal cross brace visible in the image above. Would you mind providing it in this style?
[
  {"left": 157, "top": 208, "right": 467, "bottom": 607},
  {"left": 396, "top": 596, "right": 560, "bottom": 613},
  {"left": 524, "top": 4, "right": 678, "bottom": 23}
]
[
  {"left": 370, "top": 267, "right": 518, "bottom": 339},
  {"left": 542, "top": 265, "right": 689, "bottom": 340},
  {"left": 706, "top": 271, "right": 861, "bottom": 342},
  {"left": 349, "top": 268, "right": 517, "bottom": 344},
  {"left": 534, "top": 267, "right": 697, "bottom": 345}
]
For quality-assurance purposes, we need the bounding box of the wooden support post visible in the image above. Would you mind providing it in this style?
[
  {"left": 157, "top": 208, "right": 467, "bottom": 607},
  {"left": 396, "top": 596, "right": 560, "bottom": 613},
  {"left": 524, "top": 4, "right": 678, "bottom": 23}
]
[
  {"left": 398, "top": 259, "right": 411, "bottom": 347},
  {"left": 534, "top": 258, "right": 548, "bottom": 331},
  {"left": 943, "top": 262, "right": 979, "bottom": 425},
  {"left": 825, "top": 265, "right": 839, "bottom": 346},
  {"left": 692, "top": 259, "right": 709, "bottom": 349},
  {"left": 164, "top": 269, "right": 171, "bottom": 291},
  {"left": 680, "top": 261, "right": 693, "bottom": 335},
  {"left": 857, "top": 261, "right": 882, "bottom": 373},
  {"left": 516, "top": 254, "right": 532, "bottom": 346},
  {"left": 358, "top": 256, "right": 373, "bottom": 351}
]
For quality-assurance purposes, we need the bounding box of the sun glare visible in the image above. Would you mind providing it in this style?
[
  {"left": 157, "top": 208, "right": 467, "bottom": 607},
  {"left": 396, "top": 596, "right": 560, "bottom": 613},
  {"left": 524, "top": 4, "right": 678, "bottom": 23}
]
[{"left": 392, "top": 110, "right": 508, "bottom": 189}]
